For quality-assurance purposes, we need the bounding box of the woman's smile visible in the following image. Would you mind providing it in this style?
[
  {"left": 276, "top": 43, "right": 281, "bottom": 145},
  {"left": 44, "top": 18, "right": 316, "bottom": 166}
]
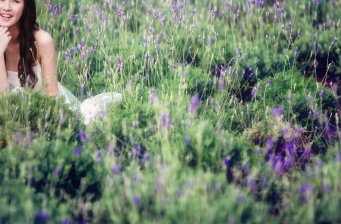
[{"left": 0, "top": 13, "right": 14, "bottom": 21}]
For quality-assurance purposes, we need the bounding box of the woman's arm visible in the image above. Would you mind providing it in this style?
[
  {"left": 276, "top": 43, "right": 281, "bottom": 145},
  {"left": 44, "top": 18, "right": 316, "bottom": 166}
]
[
  {"left": 0, "top": 27, "right": 11, "bottom": 93},
  {"left": 36, "top": 30, "right": 58, "bottom": 97},
  {"left": 0, "top": 55, "right": 9, "bottom": 93}
]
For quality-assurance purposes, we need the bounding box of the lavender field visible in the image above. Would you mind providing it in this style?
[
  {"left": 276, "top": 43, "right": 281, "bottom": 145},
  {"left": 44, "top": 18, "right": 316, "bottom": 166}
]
[{"left": 0, "top": 0, "right": 341, "bottom": 223}]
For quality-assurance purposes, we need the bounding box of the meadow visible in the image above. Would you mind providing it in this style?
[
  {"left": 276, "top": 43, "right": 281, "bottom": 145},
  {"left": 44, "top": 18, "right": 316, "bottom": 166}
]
[{"left": 0, "top": 0, "right": 341, "bottom": 223}]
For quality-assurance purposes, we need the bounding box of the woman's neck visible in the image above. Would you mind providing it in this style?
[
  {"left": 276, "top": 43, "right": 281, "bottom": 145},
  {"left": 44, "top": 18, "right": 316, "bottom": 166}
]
[{"left": 7, "top": 26, "right": 20, "bottom": 45}]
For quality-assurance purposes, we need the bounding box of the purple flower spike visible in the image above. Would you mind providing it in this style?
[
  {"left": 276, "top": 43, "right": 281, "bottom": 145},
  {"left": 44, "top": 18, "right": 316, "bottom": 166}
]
[
  {"left": 184, "top": 137, "right": 191, "bottom": 145},
  {"left": 297, "top": 182, "right": 313, "bottom": 204},
  {"left": 133, "top": 195, "right": 142, "bottom": 206},
  {"left": 35, "top": 209, "right": 49, "bottom": 222},
  {"left": 189, "top": 95, "right": 200, "bottom": 114},
  {"left": 224, "top": 157, "right": 231, "bottom": 167},
  {"left": 160, "top": 113, "right": 173, "bottom": 129},
  {"left": 271, "top": 106, "right": 284, "bottom": 117},
  {"left": 112, "top": 165, "right": 121, "bottom": 175},
  {"left": 237, "top": 195, "right": 245, "bottom": 204},
  {"left": 74, "top": 146, "right": 83, "bottom": 156}
]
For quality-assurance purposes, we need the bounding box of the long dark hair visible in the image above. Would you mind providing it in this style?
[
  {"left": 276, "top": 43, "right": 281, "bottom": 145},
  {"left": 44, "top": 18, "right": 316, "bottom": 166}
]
[{"left": 18, "top": 0, "right": 39, "bottom": 88}]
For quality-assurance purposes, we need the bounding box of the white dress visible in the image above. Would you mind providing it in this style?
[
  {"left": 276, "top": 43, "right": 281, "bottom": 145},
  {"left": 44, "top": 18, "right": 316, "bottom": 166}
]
[{"left": 7, "top": 64, "right": 123, "bottom": 124}]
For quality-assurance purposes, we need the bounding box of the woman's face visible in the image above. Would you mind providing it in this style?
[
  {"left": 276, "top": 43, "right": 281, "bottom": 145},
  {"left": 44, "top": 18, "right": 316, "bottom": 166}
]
[{"left": 0, "top": 0, "right": 24, "bottom": 28}]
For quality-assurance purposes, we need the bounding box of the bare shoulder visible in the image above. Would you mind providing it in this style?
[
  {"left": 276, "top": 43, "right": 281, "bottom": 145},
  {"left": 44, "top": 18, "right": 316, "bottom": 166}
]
[
  {"left": 34, "top": 29, "right": 56, "bottom": 62},
  {"left": 34, "top": 29, "right": 55, "bottom": 49}
]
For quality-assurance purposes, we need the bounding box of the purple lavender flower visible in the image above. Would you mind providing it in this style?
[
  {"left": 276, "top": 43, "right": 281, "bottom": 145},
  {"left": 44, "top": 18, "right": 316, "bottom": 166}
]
[
  {"left": 78, "top": 130, "right": 90, "bottom": 143},
  {"left": 97, "top": 150, "right": 102, "bottom": 163},
  {"left": 288, "top": 22, "right": 292, "bottom": 30},
  {"left": 218, "top": 78, "right": 225, "bottom": 90},
  {"left": 297, "top": 182, "right": 313, "bottom": 204},
  {"left": 271, "top": 105, "right": 284, "bottom": 117},
  {"left": 142, "top": 154, "right": 149, "bottom": 164},
  {"left": 312, "top": 34, "right": 317, "bottom": 41},
  {"left": 189, "top": 95, "right": 200, "bottom": 114},
  {"left": 118, "top": 10, "right": 125, "bottom": 17},
  {"left": 251, "top": 84, "right": 259, "bottom": 97},
  {"left": 184, "top": 137, "right": 191, "bottom": 145},
  {"left": 74, "top": 146, "right": 83, "bottom": 156},
  {"left": 172, "top": 64, "right": 178, "bottom": 70},
  {"left": 112, "top": 165, "right": 121, "bottom": 175},
  {"left": 322, "top": 180, "right": 330, "bottom": 193},
  {"left": 53, "top": 167, "right": 61, "bottom": 175},
  {"left": 160, "top": 113, "right": 173, "bottom": 129},
  {"left": 133, "top": 195, "right": 142, "bottom": 206},
  {"left": 237, "top": 195, "right": 245, "bottom": 203},
  {"left": 227, "top": 3, "right": 233, "bottom": 11},
  {"left": 117, "top": 56, "right": 123, "bottom": 69},
  {"left": 319, "top": 90, "right": 324, "bottom": 98},
  {"left": 35, "top": 209, "right": 49, "bottom": 222},
  {"left": 316, "top": 44, "right": 321, "bottom": 52},
  {"left": 224, "top": 157, "right": 231, "bottom": 167},
  {"left": 70, "top": 14, "right": 76, "bottom": 22}
]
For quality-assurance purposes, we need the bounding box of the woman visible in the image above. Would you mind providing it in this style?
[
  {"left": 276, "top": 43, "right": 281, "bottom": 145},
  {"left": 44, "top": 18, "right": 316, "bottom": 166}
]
[
  {"left": 0, "top": 0, "right": 58, "bottom": 95},
  {"left": 0, "top": 0, "right": 122, "bottom": 124}
]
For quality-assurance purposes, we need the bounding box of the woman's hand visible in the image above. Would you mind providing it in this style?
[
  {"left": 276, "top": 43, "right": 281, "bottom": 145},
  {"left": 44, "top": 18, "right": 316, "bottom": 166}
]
[{"left": 0, "top": 26, "right": 11, "bottom": 55}]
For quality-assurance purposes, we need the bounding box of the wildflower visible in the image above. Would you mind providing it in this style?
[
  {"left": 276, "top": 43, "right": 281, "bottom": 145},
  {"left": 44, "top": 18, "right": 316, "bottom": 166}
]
[
  {"left": 184, "top": 137, "right": 191, "bottom": 145},
  {"left": 112, "top": 165, "right": 121, "bottom": 175},
  {"left": 315, "top": 161, "right": 323, "bottom": 170},
  {"left": 312, "top": 34, "right": 317, "bottom": 41},
  {"left": 322, "top": 180, "right": 330, "bottom": 193},
  {"left": 78, "top": 130, "right": 90, "bottom": 143},
  {"left": 218, "top": 78, "right": 225, "bottom": 90},
  {"left": 297, "top": 182, "right": 313, "bottom": 204},
  {"left": 271, "top": 105, "right": 284, "bottom": 117},
  {"left": 227, "top": 3, "right": 233, "bottom": 11},
  {"left": 70, "top": 14, "right": 76, "bottom": 22},
  {"left": 251, "top": 84, "right": 259, "bottom": 97},
  {"left": 53, "top": 167, "right": 61, "bottom": 175},
  {"left": 118, "top": 10, "right": 124, "bottom": 17},
  {"left": 117, "top": 56, "right": 123, "bottom": 69},
  {"left": 319, "top": 90, "right": 324, "bottom": 98},
  {"left": 288, "top": 22, "right": 292, "bottom": 30},
  {"left": 74, "top": 146, "right": 83, "bottom": 156},
  {"left": 133, "top": 195, "right": 142, "bottom": 206},
  {"left": 266, "top": 80, "right": 271, "bottom": 86},
  {"left": 189, "top": 95, "right": 200, "bottom": 114},
  {"left": 237, "top": 195, "right": 245, "bottom": 203},
  {"left": 160, "top": 113, "right": 173, "bottom": 129},
  {"left": 97, "top": 150, "right": 102, "bottom": 163},
  {"left": 224, "top": 157, "right": 231, "bottom": 167},
  {"left": 142, "top": 154, "right": 149, "bottom": 164},
  {"left": 35, "top": 209, "right": 49, "bottom": 222},
  {"left": 316, "top": 44, "right": 321, "bottom": 52},
  {"left": 172, "top": 64, "right": 178, "bottom": 70}
]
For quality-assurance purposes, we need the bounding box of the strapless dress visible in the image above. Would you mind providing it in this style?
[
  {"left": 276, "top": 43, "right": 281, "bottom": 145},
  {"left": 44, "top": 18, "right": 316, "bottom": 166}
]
[{"left": 7, "top": 64, "right": 123, "bottom": 124}]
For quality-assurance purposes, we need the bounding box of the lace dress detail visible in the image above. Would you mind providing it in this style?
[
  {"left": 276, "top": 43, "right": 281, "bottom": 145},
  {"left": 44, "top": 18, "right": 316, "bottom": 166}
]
[{"left": 7, "top": 64, "right": 123, "bottom": 124}]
